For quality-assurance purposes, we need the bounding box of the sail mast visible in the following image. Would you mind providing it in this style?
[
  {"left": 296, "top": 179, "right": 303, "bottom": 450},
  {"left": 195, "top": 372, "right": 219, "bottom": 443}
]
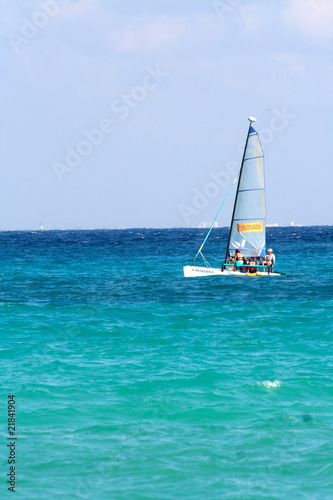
[{"left": 224, "top": 117, "right": 256, "bottom": 261}]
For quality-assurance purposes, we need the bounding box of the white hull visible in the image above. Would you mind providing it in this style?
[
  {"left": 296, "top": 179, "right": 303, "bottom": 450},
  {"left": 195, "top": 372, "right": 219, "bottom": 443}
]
[{"left": 183, "top": 265, "right": 281, "bottom": 278}]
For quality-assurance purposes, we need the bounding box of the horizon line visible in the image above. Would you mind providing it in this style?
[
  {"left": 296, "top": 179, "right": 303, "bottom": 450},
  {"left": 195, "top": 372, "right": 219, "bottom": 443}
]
[{"left": 0, "top": 224, "right": 332, "bottom": 232}]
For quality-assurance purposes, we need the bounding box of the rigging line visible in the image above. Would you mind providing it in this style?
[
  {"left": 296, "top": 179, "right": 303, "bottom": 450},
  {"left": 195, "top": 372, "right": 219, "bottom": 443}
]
[
  {"left": 193, "top": 176, "right": 238, "bottom": 264},
  {"left": 199, "top": 250, "right": 211, "bottom": 268}
]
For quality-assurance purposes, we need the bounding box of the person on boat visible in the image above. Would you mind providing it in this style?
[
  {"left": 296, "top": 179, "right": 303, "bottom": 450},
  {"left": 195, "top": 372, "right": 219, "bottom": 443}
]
[
  {"left": 234, "top": 249, "right": 244, "bottom": 271},
  {"left": 225, "top": 256, "right": 234, "bottom": 269},
  {"left": 240, "top": 257, "right": 248, "bottom": 272},
  {"left": 264, "top": 249, "right": 275, "bottom": 272},
  {"left": 248, "top": 257, "right": 258, "bottom": 273}
]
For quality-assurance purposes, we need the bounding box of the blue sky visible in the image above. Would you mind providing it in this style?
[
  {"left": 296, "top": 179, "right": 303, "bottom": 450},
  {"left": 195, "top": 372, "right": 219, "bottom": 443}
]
[{"left": 1, "top": 0, "right": 332, "bottom": 229}]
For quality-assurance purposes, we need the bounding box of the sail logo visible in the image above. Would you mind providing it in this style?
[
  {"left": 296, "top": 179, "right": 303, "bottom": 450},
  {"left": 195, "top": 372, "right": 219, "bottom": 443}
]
[{"left": 237, "top": 222, "right": 263, "bottom": 232}]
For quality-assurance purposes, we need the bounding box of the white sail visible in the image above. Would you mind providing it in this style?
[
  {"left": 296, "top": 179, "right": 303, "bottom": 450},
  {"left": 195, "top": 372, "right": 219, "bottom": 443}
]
[{"left": 226, "top": 124, "right": 266, "bottom": 258}]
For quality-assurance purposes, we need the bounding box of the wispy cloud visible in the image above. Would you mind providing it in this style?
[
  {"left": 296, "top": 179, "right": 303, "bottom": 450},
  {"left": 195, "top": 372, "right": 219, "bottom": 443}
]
[
  {"left": 283, "top": 0, "right": 333, "bottom": 40},
  {"left": 86, "top": 13, "right": 224, "bottom": 55},
  {"left": 233, "top": 4, "right": 262, "bottom": 35},
  {"left": 4, "top": 2, "right": 225, "bottom": 56},
  {"left": 111, "top": 16, "right": 186, "bottom": 53},
  {"left": 271, "top": 53, "right": 304, "bottom": 74}
]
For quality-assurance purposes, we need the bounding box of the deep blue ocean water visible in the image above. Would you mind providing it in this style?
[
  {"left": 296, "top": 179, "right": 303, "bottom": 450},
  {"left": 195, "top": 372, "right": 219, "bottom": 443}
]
[{"left": 1, "top": 226, "right": 332, "bottom": 499}]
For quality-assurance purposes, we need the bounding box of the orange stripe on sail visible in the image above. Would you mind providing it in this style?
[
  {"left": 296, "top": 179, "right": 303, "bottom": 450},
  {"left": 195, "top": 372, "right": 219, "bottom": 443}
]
[{"left": 237, "top": 222, "right": 263, "bottom": 233}]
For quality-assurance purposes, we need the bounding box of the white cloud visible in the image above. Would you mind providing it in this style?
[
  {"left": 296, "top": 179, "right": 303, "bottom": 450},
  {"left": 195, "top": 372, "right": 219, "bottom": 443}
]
[
  {"left": 102, "top": 13, "right": 225, "bottom": 54},
  {"left": 56, "top": 0, "right": 102, "bottom": 20},
  {"left": 236, "top": 5, "right": 262, "bottom": 35},
  {"left": 271, "top": 53, "right": 304, "bottom": 73},
  {"left": 57, "top": 9, "right": 224, "bottom": 55},
  {"left": 110, "top": 16, "right": 187, "bottom": 53},
  {"left": 283, "top": 0, "right": 333, "bottom": 40}
]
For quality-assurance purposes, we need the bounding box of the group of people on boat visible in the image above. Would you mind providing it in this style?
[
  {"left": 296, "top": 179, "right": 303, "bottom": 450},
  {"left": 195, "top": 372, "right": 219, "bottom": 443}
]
[{"left": 225, "top": 248, "right": 276, "bottom": 273}]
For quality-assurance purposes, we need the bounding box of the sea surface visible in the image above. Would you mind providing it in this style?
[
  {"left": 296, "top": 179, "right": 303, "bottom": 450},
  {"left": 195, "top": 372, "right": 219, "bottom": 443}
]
[{"left": 1, "top": 226, "right": 333, "bottom": 499}]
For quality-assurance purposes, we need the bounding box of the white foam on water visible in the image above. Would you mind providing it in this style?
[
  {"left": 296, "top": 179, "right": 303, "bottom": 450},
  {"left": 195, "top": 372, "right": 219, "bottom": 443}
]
[{"left": 257, "top": 380, "right": 282, "bottom": 389}]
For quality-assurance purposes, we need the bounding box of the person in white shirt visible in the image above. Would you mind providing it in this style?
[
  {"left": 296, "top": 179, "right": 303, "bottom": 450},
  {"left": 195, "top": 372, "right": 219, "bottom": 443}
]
[{"left": 264, "top": 248, "right": 275, "bottom": 272}]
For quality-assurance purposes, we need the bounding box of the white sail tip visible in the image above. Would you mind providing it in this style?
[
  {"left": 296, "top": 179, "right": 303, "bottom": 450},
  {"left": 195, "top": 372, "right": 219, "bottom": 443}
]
[{"left": 248, "top": 116, "right": 256, "bottom": 123}]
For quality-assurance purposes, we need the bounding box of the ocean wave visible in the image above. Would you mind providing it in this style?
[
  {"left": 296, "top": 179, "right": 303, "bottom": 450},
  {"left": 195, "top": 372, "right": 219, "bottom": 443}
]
[{"left": 257, "top": 380, "right": 282, "bottom": 389}]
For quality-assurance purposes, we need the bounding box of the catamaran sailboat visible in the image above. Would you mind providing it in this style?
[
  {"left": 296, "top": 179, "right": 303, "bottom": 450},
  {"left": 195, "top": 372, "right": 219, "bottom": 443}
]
[{"left": 183, "top": 117, "right": 282, "bottom": 277}]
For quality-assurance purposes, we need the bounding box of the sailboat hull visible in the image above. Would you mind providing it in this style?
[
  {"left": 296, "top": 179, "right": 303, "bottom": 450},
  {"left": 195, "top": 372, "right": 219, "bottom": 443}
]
[{"left": 183, "top": 265, "right": 281, "bottom": 278}]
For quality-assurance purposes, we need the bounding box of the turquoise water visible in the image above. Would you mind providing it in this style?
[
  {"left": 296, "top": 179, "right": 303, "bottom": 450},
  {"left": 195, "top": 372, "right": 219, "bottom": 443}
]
[{"left": 1, "top": 227, "right": 333, "bottom": 499}]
